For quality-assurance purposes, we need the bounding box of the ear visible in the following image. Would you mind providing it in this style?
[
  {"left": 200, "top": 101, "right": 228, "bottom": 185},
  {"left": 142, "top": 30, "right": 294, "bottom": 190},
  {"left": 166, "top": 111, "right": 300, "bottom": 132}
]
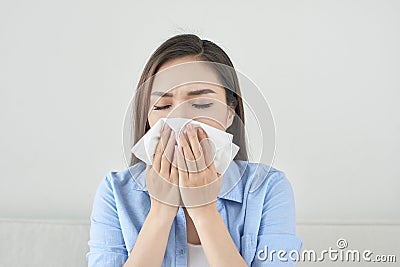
[{"left": 226, "top": 106, "right": 235, "bottom": 129}]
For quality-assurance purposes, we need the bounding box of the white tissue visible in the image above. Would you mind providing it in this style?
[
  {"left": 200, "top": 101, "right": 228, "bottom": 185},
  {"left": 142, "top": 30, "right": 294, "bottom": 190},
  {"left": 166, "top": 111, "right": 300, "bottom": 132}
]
[{"left": 131, "top": 117, "right": 240, "bottom": 174}]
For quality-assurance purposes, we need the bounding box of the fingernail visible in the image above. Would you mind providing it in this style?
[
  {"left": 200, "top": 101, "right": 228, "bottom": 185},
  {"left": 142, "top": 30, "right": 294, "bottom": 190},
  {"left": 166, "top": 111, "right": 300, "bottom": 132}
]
[
  {"left": 197, "top": 127, "right": 205, "bottom": 135},
  {"left": 186, "top": 123, "right": 192, "bottom": 131}
]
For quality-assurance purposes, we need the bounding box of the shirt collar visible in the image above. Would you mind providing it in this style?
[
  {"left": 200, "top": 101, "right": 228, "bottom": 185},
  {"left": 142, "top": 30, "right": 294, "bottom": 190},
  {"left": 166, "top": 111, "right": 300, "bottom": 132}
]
[{"left": 129, "top": 160, "right": 245, "bottom": 204}]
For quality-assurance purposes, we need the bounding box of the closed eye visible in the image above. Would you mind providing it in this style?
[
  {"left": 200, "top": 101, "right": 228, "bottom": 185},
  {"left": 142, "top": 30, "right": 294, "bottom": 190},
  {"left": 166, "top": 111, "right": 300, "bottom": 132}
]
[
  {"left": 192, "top": 103, "right": 213, "bottom": 109},
  {"left": 153, "top": 103, "right": 214, "bottom": 110},
  {"left": 153, "top": 105, "right": 171, "bottom": 110}
]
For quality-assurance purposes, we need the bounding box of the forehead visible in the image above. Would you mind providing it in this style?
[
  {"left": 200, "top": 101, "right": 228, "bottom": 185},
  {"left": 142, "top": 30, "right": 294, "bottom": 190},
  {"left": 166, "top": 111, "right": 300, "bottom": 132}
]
[
  {"left": 151, "top": 59, "right": 224, "bottom": 96},
  {"left": 151, "top": 83, "right": 225, "bottom": 99}
]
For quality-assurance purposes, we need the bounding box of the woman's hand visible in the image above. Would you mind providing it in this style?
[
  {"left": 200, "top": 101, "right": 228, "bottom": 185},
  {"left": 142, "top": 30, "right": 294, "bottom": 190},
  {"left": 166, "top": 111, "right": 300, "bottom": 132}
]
[
  {"left": 177, "top": 123, "right": 223, "bottom": 218},
  {"left": 145, "top": 124, "right": 181, "bottom": 221}
]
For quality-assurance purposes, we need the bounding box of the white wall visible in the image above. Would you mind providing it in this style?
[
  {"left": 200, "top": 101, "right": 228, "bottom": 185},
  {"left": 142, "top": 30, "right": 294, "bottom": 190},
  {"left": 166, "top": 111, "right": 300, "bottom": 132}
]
[{"left": 1, "top": 0, "right": 399, "bottom": 226}]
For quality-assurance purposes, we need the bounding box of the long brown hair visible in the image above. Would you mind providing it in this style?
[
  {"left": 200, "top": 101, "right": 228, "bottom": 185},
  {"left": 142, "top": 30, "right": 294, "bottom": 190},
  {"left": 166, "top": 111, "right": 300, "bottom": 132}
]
[{"left": 129, "top": 34, "right": 248, "bottom": 166}]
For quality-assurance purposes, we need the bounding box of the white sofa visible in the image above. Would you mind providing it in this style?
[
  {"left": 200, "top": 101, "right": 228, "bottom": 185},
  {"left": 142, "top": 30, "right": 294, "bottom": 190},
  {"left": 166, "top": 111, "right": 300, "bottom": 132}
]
[{"left": 0, "top": 219, "right": 398, "bottom": 266}]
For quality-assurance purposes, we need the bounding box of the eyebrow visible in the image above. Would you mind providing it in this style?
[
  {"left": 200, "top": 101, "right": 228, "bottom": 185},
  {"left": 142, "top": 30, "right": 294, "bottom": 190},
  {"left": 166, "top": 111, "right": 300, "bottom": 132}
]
[{"left": 151, "top": 88, "right": 216, "bottom": 97}]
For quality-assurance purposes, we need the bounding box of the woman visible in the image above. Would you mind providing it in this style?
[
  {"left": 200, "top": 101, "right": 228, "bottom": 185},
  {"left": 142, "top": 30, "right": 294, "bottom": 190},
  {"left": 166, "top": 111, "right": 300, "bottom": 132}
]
[{"left": 86, "top": 34, "right": 302, "bottom": 267}]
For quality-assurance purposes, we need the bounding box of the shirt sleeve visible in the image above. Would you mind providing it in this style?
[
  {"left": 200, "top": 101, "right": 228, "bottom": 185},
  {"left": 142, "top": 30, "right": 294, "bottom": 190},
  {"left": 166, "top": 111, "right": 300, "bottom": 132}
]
[
  {"left": 86, "top": 173, "right": 128, "bottom": 267},
  {"left": 250, "top": 171, "right": 303, "bottom": 267}
]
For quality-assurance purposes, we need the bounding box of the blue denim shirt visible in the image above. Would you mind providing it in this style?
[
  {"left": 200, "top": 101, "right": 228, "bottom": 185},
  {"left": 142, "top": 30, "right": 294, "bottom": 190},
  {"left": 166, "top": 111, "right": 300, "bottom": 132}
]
[{"left": 86, "top": 160, "right": 303, "bottom": 266}]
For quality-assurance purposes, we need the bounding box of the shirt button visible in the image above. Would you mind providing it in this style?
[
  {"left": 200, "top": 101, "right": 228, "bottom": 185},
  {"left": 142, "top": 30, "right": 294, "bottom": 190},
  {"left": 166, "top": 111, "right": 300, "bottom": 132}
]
[{"left": 180, "top": 248, "right": 184, "bottom": 255}]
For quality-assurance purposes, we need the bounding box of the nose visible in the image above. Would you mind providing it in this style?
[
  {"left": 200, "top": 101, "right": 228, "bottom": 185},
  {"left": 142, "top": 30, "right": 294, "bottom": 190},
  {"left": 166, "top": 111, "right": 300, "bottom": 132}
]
[{"left": 167, "top": 101, "right": 194, "bottom": 120}]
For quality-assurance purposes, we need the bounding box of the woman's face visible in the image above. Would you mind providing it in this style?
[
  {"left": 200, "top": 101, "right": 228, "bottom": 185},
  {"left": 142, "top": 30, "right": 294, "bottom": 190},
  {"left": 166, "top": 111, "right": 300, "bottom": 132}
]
[{"left": 147, "top": 56, "right": 235, "bottom": 131}]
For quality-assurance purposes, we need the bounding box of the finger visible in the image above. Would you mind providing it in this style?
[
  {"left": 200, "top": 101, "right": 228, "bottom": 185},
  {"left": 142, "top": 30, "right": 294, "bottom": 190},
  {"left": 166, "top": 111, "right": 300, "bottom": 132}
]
[
  {"left": 208, "top": 160, "right": 218, "bottom": 175},
  {"left": 197, "top": 126, "right": 208, "bottom": 141},
  {"left": 177, "top": 143, "right": 189, "bottom": 182},
  {"left": 193, "top": 127, "right": 207, "bottom": 172},
  {"left": 185, "top": 124, "right": 202, "bottom": 160},
  {"left": 146, "top": 164, "right": 151, "bottom": 172},
  {"left": 170, "top": 145, "right": 179, "bottom": 186},
  {"left": 178, "top": 131, "right": 197, "bottom": 173},
  {"left": 160, "top": 131, "right": 175, "bottom": 177},
  {"left": 185, "top": 124, "right": 207, "bottom": 172},
  {"left": 153, "top": 124, "right": 171, "bottom": 173},
  {"left": 145, "top": 164, "right": 156, "bottom": 195},
  {"left": 199, "top": 132, "right": 216, "bottom": 170}
]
